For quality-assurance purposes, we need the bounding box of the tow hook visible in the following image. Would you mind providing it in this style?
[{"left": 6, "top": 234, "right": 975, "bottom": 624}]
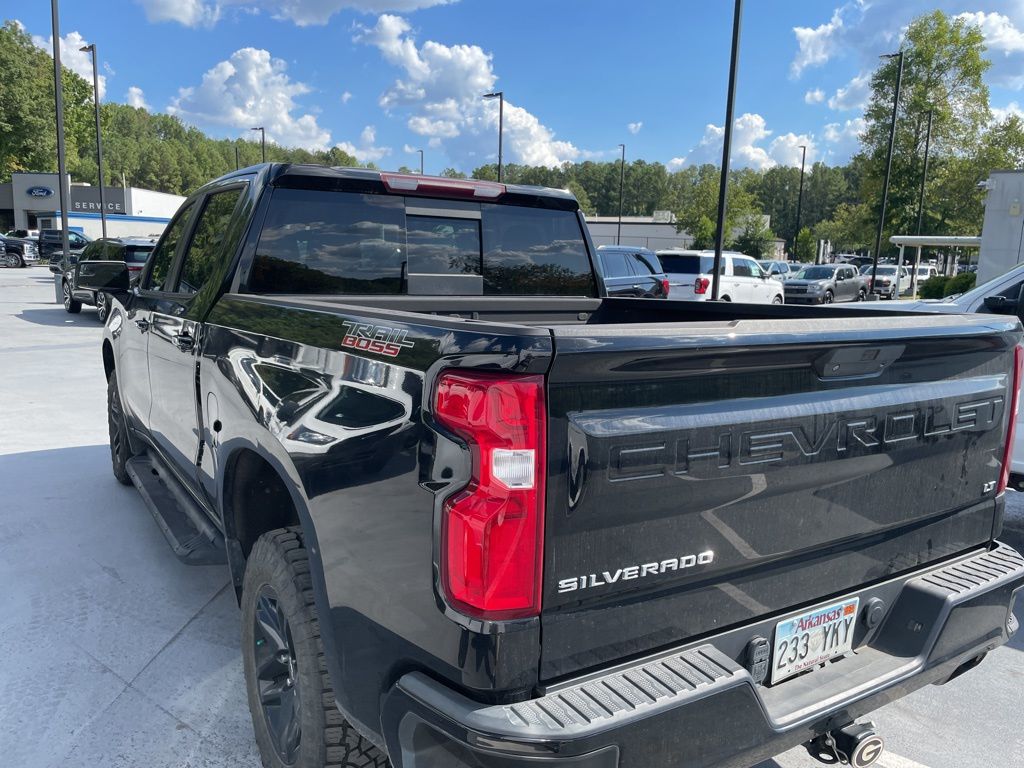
[{"left": 807, "top": 722, "right": 885, "bottom": 767}]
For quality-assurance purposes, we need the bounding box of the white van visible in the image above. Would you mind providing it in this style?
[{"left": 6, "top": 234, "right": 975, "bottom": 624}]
[{"left": 656, "top": 249, "right": 784, "bottom": 304}]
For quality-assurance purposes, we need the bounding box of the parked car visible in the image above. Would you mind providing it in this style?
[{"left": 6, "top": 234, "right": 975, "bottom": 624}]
[
  {"left": 863, "top": 264, "right": 911, "bottom": 298},
  {"left": 595, "top": 245, "right": 669, "bottom": 298},
  {"left": 656, "top": 249, "right": 784, "bottom": 303},
  {"left": 784, "top": 263, "right": 867, "bottom": 303},
  {"left": 37, "top": 227, "right": 91, "bottom": 261},
  {"left": 0, "top": 233, "right": 41, "bottom": 267},
  {"left": 58, "top": 237, "right": 156, "bottom": 321},
  {"left": 757, "top": 259, "right": 791, "bottom": 279},
  {"left": 5, "top": 228, "right": 39, "bottom": 239},
  {"left": 836, "top": 254, "right": 874, "bottom": 269},
  {"left": 79, "top": 164, "right": 1024, "bottom": 768}
]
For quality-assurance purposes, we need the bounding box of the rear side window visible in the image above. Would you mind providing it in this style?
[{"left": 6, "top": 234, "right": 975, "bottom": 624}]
[
  {"left": 629, "top": 253, "right": 658, "bottom": 275},
  {"left": 124, "top": 246, "right": 153, "bottom": 265},
  {"left": 176, "top": 187, "right": 245, "bottom": 295},
  {"left": 599, "top": 251, "right": 632, "bottom": 278},
  {"left": 146, "top": 202, "right": 194, "bottom": 292},
  {"left": 249, "top": 189, "right": 595, "bottom": 296}
]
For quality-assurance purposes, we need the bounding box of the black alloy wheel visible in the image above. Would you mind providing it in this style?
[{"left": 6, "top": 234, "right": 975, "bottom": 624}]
[
  {"left": 96, "top": 292, "right": 109, "bottom": 323},
  {"left": 823, "top": 290, "right": 834, "bottom": 304},
  {"left": 62, "top": 281, "right": 82, "bottom": 313},
  {"left": 254, "top": 585, "right": 302, "bottom": 764}
]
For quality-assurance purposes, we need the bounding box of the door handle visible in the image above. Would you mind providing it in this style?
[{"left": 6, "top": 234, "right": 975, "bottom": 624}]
[
  {"left": 173, "top": 332, "right": 195, "bottom": 352},
  {"left": 134, "top": 318, "right": 150, "bottom": 332}
]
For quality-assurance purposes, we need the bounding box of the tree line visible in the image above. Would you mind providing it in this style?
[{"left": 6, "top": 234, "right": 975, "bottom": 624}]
[{"left": 2, "top": 11, "right": 1023, "bottom": 259}]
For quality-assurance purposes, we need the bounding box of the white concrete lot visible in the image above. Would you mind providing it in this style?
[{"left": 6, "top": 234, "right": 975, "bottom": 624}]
[{"left": 0, "top": 267, "right": 1021, "bottom": 768}]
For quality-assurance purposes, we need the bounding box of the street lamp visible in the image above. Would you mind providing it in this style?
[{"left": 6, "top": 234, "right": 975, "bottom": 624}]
[
  {"left": 617, "top": 144, "right": 626, "bottom": 245},
  {"left": 50, "top": 0, "right": 70, "bottom": 266},
  {"left": 412, "top": 148, "right": 424, "bottom": 175},
  {"left": 794, "top": 144, "right": 806, "bottom": 263},
  {"left": 251, "top": 126, "right": 266, "bottom": 163},
  {"left": 711, "top": 0, "right": 743, "bottom": 301},
  {"left": 79, "top": 42, "right": 107, "bottom": 239},
  {"left": 483, "top": 91, "right": 504, "bottom": 181},
  {"left": 870, "top": 50, "right": 904, "bottom": 290},
  {"left": 910, "top": 108, "right": 934, "bottom": 296}
]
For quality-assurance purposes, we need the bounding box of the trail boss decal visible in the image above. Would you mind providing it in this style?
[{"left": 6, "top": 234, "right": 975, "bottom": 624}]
[
  {"left": 558, "top": 550, "right": 715, "bottom": 594},
  {"left": 341, "top": 321, "right": 415, "bottom": 358}
]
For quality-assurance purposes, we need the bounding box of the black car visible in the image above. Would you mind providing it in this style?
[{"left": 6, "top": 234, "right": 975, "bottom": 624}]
[
  {"left": 59, "top": 237, "right": 155, "bottom": 321},
  {"left": 595, "top": 244, "right": 669, "bottom": 297},
  {"left": 0, "top": 233, "right": 40, "bottom": 267},
  {"left": 38, "top": 228, "right": 91, "bottom": 261},
  {"left": 75, "top": 163, "right": 1024, "bottom": 768}
]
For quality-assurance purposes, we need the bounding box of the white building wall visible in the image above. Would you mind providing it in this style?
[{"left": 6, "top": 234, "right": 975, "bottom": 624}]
[
  {"left": 585, "top": 218, "right": 693, "bottom": 250},
  {"left": 978, "top": 171, "right": 1024, "bottom": 283},
  {"left": 126, "top": 188, "right": 185, "bottom": 218}
]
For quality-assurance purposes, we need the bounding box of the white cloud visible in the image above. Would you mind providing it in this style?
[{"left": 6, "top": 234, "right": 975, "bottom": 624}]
[
  {"left": 828, "top": 70, "right": 871, "bottom": 111},
  {"left": 677, "top": 113, "right": 816, "bottom": 170},
  {"left": 627, "top": 121, "right": 642, "bottom": 135},
  {"left": 791, "top": 7, "right": 845, "bottom": 78},
  {"left": 804, "top": 88, "right": 825, "bottom": 104},
  {"left": 135, "top": 0, "right": 221, "bottom": 27},
  {"left": 168, "top": 47, "right": 331, "bottom": 150},
  {"left": 822, "top": 117, "right": 866, "bottom": 162},
  {"left": 136, "top": 0, "right": 454, "bottom": 27},
  {"left": 341, "top": 90, "right": 353, "bottom": 104},
  {"left": 31, "top": 30, "right": 106, "bottom": 99},
  {"left": 336, "top": 125, "right": 391, "bottom": 162},
  {"left": 956, "top": 11, "right": 1024, "bottom": 89},
  {"left": 126, "top": 86, "right": 150, "bottom": 110},
  {"left": 992, "top": 101, "right": 1024, "bottom": 121},
  {"left": 354, "top": 14, "right": 582, "bottom": 168}
]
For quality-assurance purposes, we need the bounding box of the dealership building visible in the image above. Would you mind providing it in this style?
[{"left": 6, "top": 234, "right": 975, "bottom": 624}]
[{"left": 0, "top": 172, "right": 185, "bottom": 239}]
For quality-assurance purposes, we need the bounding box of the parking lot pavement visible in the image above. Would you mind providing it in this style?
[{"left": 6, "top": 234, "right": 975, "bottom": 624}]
[{"left": 1, "top": 267, "right": 1021, "bottom": 768}]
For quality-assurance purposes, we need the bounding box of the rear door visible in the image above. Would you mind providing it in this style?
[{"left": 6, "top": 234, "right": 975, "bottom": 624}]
[
  {"left": 540, "top": 313, "right": 1020, "bottom": 681},
  {"left": 148, "top": 184, "right": 246, "bottom": 481},
  {"left": 599, "top": 250, "right": 636, "bottom": 297},
  {"left": 627, "top": 251, "right": 661, "bottom": 297}
]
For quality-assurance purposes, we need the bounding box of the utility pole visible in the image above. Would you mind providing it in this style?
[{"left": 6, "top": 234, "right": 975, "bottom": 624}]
[
  {"left": 870, "top": 50, "right": 904, "bottom": 291},
  {"left": 617, "top": 144, "right": 626, "bottom": 245},
  {"left": 711, "top": 0, "right": 743, "bottom": 301},
  {"left": 50, "top": 0, "right": 70, "bottom": 265},
  {"left": 483, "top": 91, "right": 504, "bottom": 181},
  {"left": 80, "top": 43, "right": 106, "bottom": 239},
  {"left": 794, "top": 144, "right": 806, "bottom": 262},
  {"left": 235, "top": 145, "right": 240, "bottom": 170}
]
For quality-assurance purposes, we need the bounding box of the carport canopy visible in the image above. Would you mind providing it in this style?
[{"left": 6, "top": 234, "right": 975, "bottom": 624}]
[{"left": 888, "top": 234, "right": 982, "bottom": 298}]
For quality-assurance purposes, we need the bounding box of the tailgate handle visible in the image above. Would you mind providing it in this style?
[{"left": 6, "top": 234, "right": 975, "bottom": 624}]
[{"left": 815, "top": 345, "right": 905, "bottom": 380}]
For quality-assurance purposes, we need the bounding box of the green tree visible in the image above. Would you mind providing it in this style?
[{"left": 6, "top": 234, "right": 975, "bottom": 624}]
[
  {"left": 814, "top": 203, "right": 874, "bottom": 253},
  {"left": 734, "top": 215, "right": 774, "bottom": 258},
  {"left": 794, "top": 227, "right": 816, "bottom": 262},
  {"left": 858, "top": 11, "right": 991, "bottom": 253}
]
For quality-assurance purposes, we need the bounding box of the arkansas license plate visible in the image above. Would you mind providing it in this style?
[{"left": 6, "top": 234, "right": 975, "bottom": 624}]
[{"left": 771, "top": 597, "right": 859, "bottom": 684}]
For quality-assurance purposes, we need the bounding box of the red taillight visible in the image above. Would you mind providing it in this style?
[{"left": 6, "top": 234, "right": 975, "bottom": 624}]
[
  {"left": 661, "top": 278, "right": 670, "bottom": 298},
  {"left": 381, "top": 172, "right": 506, "bottom": 199},
  {"left": 434, "top": 370, "right": 545, "bottom": 619},
  {"left": 998, "top": 345, "right": 1024, "bottom": 493},
  {"left": 694, "top": 277, "right": 710, "bottom": 295}
]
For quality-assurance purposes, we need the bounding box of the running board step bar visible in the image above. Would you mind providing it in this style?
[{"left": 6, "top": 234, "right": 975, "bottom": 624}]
[{"left": 126, "top": 454, "right": 226, "bottom": 565}]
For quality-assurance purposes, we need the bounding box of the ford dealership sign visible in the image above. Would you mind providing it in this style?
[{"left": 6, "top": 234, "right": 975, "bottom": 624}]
[{"left": 26, "top": 186, "right": 54, "bottom": 198}]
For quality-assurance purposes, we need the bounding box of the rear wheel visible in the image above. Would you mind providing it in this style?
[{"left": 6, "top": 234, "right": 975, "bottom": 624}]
[
  {"left": 96, "top": 292, "right": 110, "bottom": 324},
  {"left": 242, "top": 528, "right": 387, "bottom": 768},
  {"left": 62, "top": 281, "right": 81, "bottom": 313},
  {"left": 107, "top": 371, "right": 133, "bottom": 486}
]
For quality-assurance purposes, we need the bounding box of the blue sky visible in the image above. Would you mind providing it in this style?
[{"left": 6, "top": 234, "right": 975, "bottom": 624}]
[{"left": 10, "top": 0, "right": 1024, "bottom": 174}]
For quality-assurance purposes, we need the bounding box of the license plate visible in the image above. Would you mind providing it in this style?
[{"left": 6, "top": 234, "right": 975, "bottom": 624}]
[{"left": 771, "top": 597, "right": 859, "bottom": 684}]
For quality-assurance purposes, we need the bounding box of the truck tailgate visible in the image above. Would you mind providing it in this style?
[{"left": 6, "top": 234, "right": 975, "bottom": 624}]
[{"left": 541, "top": 313, "right": 1020, "bottom": 681}]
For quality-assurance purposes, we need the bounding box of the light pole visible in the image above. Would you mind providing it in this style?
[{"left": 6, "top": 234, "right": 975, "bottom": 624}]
[
  {"left": 870, "top": 50, "right": 904, "bottom": 290},
  {"left": 617, "top": 144, "right": 626, "bottom": 245},
  {"left": 794, "top": 144, "right": 806, "bottom": 262},
  {"left": 483, "top": 91, "right": 504, "bottom": 181},
  {"left": 711, "top": 0, "right": 743, "bottom": 301},
  {"left": 251, "top": 126, "right": 266, "bottom": 162},
  {"left": 235, "top": 145, "right": 240, "bottom": 170},
  {"left": 910, "top": 108, "right": 933, "bottom": 296},
  {"left": 50, "top": 0, "right": 70, "bottom": 267},
  {"left": 414, "top": 148, "right": 424, "bottom": 174},
  {"left": 79, "top": 43, "right": 106, "bottom": 239}
]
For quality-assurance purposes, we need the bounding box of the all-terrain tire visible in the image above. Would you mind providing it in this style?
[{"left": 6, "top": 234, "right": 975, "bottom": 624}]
[
  {"left": 107, "top": 371, "right": 133, "bottom": 486},
  {"left": 242, "top": 527, "right": 389, "bottom": 768}
]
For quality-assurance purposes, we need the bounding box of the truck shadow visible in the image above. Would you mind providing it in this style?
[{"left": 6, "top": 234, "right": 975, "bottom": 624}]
[{"left": 16, "top": 307, "right": 101, "bottom": 327}]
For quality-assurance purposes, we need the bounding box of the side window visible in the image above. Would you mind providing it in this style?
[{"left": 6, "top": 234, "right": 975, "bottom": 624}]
[
  {"left": 630, "top": 253, "right": 657, "bottom": 275},
  {"left": 732, "top": 259, "right": 754, "bottom": 278},
  {"left": 600, "top": 251, "right": 631, "bottom": 278},
  {"left": 175, "top": 187, "right": 245, "bottom": 295},
  {"left": 79, "top": 241, "right": 101, "bottom": 261},
  {"left": 146, "top": 203, "right": 194, "bottom": 292}
]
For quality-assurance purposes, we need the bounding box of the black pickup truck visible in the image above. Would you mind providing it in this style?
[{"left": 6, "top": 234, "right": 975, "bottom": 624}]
[{"left": 81, "top": 164, "right": 1024, "bottom": 768}]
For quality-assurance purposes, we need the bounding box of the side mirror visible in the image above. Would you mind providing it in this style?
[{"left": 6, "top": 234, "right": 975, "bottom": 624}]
[{"left": 77, "top": 260, "right": 130, "bottom": 296}]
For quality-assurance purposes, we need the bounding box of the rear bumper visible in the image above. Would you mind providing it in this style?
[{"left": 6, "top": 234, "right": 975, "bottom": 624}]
[{"left": 381, "top": 543, "right": 1024, "bottom": 768}]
